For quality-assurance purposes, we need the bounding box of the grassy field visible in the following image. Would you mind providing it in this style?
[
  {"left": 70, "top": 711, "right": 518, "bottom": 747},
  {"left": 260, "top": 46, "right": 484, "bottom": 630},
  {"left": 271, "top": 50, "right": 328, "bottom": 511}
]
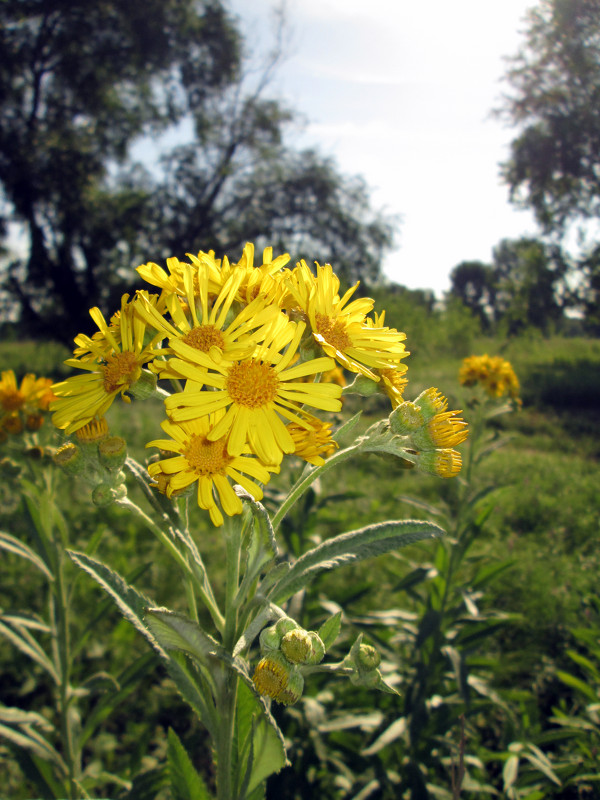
[{"left": 1, "top": 331, "right": 599, "bottom": 798}]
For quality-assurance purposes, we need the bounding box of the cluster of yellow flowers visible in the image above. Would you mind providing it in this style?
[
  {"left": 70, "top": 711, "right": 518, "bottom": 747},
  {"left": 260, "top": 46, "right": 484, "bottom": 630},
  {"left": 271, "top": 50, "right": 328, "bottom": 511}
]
[
  {"left": 459, "top": 354, "right": 521, "bottom": 401},
  {"left": 49, "top": 244, "right": 465, "bottom": 525},
  {"left": 0, "top": 370, "right": 55, "bottom": 441}
]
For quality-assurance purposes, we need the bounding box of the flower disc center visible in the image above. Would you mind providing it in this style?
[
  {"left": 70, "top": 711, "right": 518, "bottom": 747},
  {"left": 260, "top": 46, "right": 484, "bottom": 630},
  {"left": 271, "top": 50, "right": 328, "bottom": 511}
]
[
  {"left": 182, "top": 324, "right": 225, "bottom": 352},
  {"left": 226, "top": 360, "right": 279, "bottom": 408},
  {"left": 102, "top": 352, "right": 140, "bottom": 393},
  {"left": 0, "top": 388, "right": 25, "bottom": 412},
  {"left": 184, "top": 434, "right": 231, "bottom": 475},
  {"left": 314, "top": 313, "right": 352, "bottom": 351}
]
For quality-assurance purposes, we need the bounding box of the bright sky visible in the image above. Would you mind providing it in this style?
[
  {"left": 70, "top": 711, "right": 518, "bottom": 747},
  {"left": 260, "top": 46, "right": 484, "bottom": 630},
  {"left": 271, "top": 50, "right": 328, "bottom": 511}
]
[{"left": 230, "top": 0, "right": 540, "bottom": 295}]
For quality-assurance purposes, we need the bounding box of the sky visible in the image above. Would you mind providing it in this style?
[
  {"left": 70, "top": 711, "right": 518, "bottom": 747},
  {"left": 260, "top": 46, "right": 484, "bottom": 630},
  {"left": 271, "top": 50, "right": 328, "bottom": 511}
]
[{"left": 229, "top": 0, "right": 540, "bottom": 296}]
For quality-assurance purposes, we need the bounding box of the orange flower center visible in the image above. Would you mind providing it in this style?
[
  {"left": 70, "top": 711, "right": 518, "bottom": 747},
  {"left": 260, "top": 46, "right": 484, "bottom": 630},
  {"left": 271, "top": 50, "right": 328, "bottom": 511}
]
[
  {"left": 184, "top": 434, "right": 231, "bottom": 475},
  {"left": 226, "top": 360, "right": 279, "bottom": 408},
  {"left": 314, "top": 313, "right": 352, "bottom": 351},
  {"left": 102, "top": 352, "right": 140, "bottom": 393},
  {"left": 0, "top": 388, "right": 25, "bottom": 411},
  {"left": 182, "top": 324, "right": 225, "bottom": 352}
]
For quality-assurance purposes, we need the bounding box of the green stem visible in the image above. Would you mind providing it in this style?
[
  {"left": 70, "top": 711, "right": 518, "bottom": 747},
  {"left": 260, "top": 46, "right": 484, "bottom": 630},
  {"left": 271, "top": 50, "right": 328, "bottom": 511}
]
[
  {"left": 215, "top": 517, "right": 243, "bottom": 800},
  {"left": 117, "top": 498, "right": 225, "bottom": 632},
  {"left": 271, "top": 443, "right": 361, "bottom": 532}
]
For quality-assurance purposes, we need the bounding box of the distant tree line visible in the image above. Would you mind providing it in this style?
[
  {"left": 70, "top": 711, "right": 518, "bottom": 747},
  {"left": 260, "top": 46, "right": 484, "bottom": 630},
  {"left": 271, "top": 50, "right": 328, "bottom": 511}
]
[
  {"left": 0, "top": 0, "right": 396, "bottom": 342},
  {"left": 453, "top": 0, "right": 600, "bottom": 337}
]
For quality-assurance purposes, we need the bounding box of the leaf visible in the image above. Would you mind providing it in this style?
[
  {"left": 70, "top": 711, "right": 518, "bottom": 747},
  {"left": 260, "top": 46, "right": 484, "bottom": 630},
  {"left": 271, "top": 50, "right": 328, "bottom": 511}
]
[
  {"left": 556, "top": 670, "right": 598, "bottom": 702},
  {"left": 236, "top": 487, "right": 278, "bottom": 581},
  {"left": 267, "top": 520, "right": 444, "bottom": 604},
  {"left": 0, "top": 620, "right": 59, "bottom": 683},
  {"left": 0, "top": 531, "right": 54, "bottom": 580},
  {"left": 318, "top": 611, "right": 342, "bottom": 651},
  {"left": 362, "top": 717, "right": 407, "bottom": 756},
  {"left": 333, "top": 410, "right": 362, "bottom": 442},
  {"left": 67, "top": 550, "right": 165, "bottom": 658},
  {"left": 167, "top": 728, "right": 212, "bottom": 800},
  {"left": 145, "top": 608, "right": 222, "bottom": 666},
  {"left": 502, "top": 754, "right": 519, "bottom": 789},
  {"left": 236, "top": 680, "right": 288, "bottom": 795},
  {"left": 233, "top": 604, "right": 280, "bottom": 657}
]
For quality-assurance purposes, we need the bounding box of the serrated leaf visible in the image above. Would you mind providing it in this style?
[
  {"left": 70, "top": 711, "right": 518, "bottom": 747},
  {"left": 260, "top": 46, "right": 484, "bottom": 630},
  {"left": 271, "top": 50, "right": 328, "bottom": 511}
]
[
  {"left": 268, "top": 520, "right": 443, "bottom": 604},
  {"left": 167, "top": 728, "right": 212, "bottom": 800},
  {"left": 318, "top": 611, "right": 342, "bottom": 651},
  {"left": 67, "top": 550, "right": 164, "bottom": 657},
  {"left": 0, "top": 531, "right": 54, "bottom": 580}
]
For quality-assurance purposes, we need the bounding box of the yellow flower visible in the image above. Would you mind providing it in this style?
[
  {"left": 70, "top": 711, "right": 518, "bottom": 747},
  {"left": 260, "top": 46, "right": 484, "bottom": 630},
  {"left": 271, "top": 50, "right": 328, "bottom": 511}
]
[
  {"left": 147, "top": 414, "right": 276, "bottom": 526},
  {"left": 219, "top": 243, "right": 291, "bottom": 305},
  {"left": 376, "top": 366, "right": 409, "bottom": 409},
  {"left": 459, "top": 355, "right": 520, "bottom": 401},
  {"left": 287, "top": 414, "right": 338, "bottom": 466},
  {"left": 51, "top": 295, "right": 163, "bottom": 434},
  {"left": 136, "top": 262, "right": 282, "bottom": 380},
  {"left": 164, "top": 318, "right": 343, "bottom": 465},
  {"left": 0, "top": 370, "right": 55, "bottom": 435},
  {"left": 286, "top": 261, "right": 409, "bottom": 380}
]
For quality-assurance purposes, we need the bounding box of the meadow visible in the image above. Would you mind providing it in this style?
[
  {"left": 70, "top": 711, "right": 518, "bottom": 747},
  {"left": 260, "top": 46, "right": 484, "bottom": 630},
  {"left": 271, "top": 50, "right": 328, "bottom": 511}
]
[{"left": 1, "top": 316, "right": 599, "bottom": 799}]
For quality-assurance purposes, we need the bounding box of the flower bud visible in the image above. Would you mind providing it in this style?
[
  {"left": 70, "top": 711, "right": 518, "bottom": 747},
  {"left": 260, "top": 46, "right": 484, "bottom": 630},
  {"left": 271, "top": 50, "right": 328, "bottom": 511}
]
[
  {"left": 259, "top": 624, "right": 282, "bottom": 652},
  {"left": 75, "top": 417, "right": 109, "bottom": 444},
  {"left": 413, "top": 387, "right": 448, "bottom": 422},
  {"left": 98, "top": 436, "right": 127, "bottom": 471},
  {"left": 281, "top": 628, "right": 313, "bottom": 665},
  {"left": 253, "top": 652, "right": 292, "bottom": 700},
  {"left": 416, "top": 448, "right": 462, "bottom": 478},
  {"left": 275, "top": 668, "right": 304, "bottom": 706},
  {"left": 356, "top": 643, "right": 381, "bottom": 671},
  {"left": 342, "top": 373, "right": 380, "bottom": 397},
  {"left": 304, "top": 631, "right": 326, "bottom": 665},
  {"left": 275, "top": 617, "right": 299, "bottom": 639},
  {"left": 389, "top": 401, "right": 423, "bottom": 436},
  {"left": 92, "top": 483, "right": 126, "bottom": 507},
  {"left": 53, "top": 443, "right": 83, "bottom": 475}
]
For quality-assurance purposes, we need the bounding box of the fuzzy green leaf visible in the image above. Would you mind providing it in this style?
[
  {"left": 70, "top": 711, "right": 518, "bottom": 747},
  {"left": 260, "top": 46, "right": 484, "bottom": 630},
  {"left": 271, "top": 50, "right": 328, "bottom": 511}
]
[
  {"left": 268, "top": 520, "right": 443, "bottom": 604},
  {"left": 145, "top": 608, "right": 223, "bottom": 666}
]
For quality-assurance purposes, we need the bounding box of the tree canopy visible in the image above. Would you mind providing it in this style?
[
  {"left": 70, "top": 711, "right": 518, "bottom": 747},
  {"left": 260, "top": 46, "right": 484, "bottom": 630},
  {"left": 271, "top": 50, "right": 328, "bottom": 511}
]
[
  {"left": 0, "top": 0, "right": 396, "bottom": 341},
  {"left": 498, "top": 0, "right": 600, "bottom": 235}
]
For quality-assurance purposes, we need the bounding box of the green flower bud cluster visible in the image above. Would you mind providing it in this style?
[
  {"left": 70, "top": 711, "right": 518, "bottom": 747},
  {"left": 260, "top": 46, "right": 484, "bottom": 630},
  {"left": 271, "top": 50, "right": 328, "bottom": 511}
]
[
  {"left": 388, "top": 388, "right": 467, "bottom": 479},
  {"left": 253, "top": 617, "right": 326, "bottom": 705},
  {"left": 53, "top": 432, "right": 128, "bottom": 507}
]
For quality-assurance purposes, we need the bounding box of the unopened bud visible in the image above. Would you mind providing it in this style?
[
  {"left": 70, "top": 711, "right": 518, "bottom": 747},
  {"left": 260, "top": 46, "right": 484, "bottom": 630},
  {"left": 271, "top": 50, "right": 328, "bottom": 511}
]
[
  {"left": 356, "top": 644, "right": 381, "bottom": 671},
  {"left": 53, "top": 443, "right": 83, "bottom": 475},
  {"left": 92, "top": 483, "right": 126, "bottom": 507},
  {"left": 253, "top": 652, "right": 292, "bottom": 700},
  {"left": 259, "top": 624, "right": 282, "bottom": 652},
  {"left": 389, "top": 401, "right": 424, "bottom": 436},
  {"left": 98, "top": 436, "right": 127, "bottom": 471},
  {"left": 281, "top": 629, "right": 313, "bottom": 665},
  {"left": 275, "top": 667, "right": 304, "bottom": 706}
]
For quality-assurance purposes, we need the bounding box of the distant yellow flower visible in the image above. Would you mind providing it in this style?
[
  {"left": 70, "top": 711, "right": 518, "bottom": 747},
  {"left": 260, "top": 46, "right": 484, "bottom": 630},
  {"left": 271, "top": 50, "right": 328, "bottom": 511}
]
[
  {"left": 287, "top": 414, "right": 338, "bottom": 465},
  {"left": 286, "top": 261, "right": 408, "bottom": 380},
  {"left": 164, "top": 318, "right": 343, "bottom": 466},
  {"left": 0, "top": 370, "right": 55, "bottom": 435},
  {"left": 147, "top": 414, "right": 276, "bottom": 526},
  {"left": 51, "top": 295, "right": 162, "bottom": 434},
  {"left": 459, "top": 355, "right": 520, "bottom": 401}
]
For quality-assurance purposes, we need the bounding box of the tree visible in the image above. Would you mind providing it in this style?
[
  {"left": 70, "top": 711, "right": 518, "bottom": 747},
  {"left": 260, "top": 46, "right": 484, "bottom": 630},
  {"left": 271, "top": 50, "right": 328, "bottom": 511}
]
[
  {"left": 448, "top": 261, "right": 497, "bottom": 328},
  {"left": 491, "top": 237, "right": 567, "bottom": 334},
  {"left": 0, "top": 1, "right": 396, "bottom": 341},
  {"left": 498, "top": 0, "right": 600, "bottom": 235}
]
